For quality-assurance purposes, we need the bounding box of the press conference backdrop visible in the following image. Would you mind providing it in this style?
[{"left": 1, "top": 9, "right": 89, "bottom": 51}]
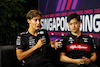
[{"left": 39, "top": 0, "right": 100, "bottom": 46}]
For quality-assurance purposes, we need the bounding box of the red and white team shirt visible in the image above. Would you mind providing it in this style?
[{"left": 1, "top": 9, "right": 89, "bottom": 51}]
[{"left": 60, "top": 33, "right": 97, "bottom": 59}]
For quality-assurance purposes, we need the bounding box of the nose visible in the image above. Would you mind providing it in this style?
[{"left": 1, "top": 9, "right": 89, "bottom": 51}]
[
  {"left": 37, "top": 20, "right": 41, "bottom": 25},
  {"left": 72, "top": 24, "right": 75, "bottom": 28}
]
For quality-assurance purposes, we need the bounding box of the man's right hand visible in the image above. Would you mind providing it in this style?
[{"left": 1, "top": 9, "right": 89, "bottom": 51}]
[
  {"left": 74, "top": 59, "right": 85, "bottom": 65},
  {"left": 35, "top": 38, "right": 44, "bottom": 48}
]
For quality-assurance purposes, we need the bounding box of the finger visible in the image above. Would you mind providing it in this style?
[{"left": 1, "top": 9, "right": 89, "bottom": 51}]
[
  {"left": 57, "top": 44, "right": 61, "bottom": 47},
  {"left": 57, "top": 42, "right": 62, "bottom": 44},
  {"left": 41, "top": 38, "right": 44, "bottom": 40},
  {"left": 57, "top": 42, "right": 62, "bottom": 46},
  {"left": 55, "top": 47, "right": 57, "bottom": 50},
  {"left": 54, "top": 39, "right": 58, "bottom": 42},
  {"left": 40, "top": 39, "right": 44, "bottom": 43},
  {"left": 82, "top": 56, "right": 86, "bottom": 59},
  {"left": 54, "top": 44, "right": 59, "bottom": 50},
  {"left": 80, "top": 60, "right": 85, "bottom": 64},
  {"left": 80, "top": 61, "right": 84, "bottom": 64},
  {"left": 52, "top": 40, "right": 59, "bottom": 45},
  {"left": 55, "top": 44, "right": 59, "bottom": 48},
  {"left": 82, "top": 56, "right": 87, "bottom": 58},
  {"left": 41, "top": 39, "right": 44, "bottom": 42},
  {"left": 85, "top": 59, "right": 87, "bottom": 61},
  {"left": 39, "top": 38, "right": 43, "bottom": 41},
  {"left": 54, "top": 43, "right": 61, "bottom": 49},
  {"left": 41, "top": 42, "right": 44, "bottom": 45}
]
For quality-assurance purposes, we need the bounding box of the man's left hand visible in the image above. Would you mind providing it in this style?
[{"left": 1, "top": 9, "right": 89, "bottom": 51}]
[
  {"left": 50, "top": 39, "right": 61, "bottom": 50},
  {"left": 82, "top": 56, "right": 91, "bottom": 65}
]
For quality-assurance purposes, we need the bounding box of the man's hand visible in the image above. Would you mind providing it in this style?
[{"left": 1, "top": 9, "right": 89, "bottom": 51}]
[
  {"left": 82, "top": 56, "right": 91, "bottom": 65},
  {"left": 51, "top": 39, "right": 61, "bottom": 50},
  {"left": 74, "top": 59, "right": 85, "bottom": 65},
  {"left": 35, "top": 38, "right": 44, "bottom": 48}
]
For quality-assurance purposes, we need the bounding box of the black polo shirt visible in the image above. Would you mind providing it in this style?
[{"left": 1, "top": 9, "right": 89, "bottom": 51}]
[
  {"left": 16, "top": 29, "right": 50, "bottom": 65},
  {"left": 60, "top": 33, "right": 96, "bottom": 59}
]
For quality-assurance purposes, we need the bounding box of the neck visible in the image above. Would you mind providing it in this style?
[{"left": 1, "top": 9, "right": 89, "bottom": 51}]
[
  {"left": 28, "top": 27, "right": 38, "bottom": 36},
  {"left": 71, "top": 30, "right": 81, "bottom": 37}
]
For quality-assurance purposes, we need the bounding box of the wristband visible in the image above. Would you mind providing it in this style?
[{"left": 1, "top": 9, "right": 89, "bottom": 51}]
[{"left": 90, "top": 59, "right": 92, "bottom": 62}]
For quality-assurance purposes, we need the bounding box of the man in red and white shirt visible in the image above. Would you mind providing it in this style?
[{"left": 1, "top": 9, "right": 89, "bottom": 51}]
[{"left": 60, "top": 13, "right": 97, "bottom": 67}]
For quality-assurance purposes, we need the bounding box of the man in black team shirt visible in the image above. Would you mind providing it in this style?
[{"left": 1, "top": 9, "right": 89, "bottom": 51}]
[
  {"left": 16, "top": 10, "right": 61, "bottom": 67},
  {"left": 59, "top": 13, "right": 97, "bottom": 67}
]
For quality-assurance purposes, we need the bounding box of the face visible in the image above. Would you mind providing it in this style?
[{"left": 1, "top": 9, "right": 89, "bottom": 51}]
[
  {"left": 28, "top": 15, "right": 41, "bottom": 31},
  {"left": 68, "top": 18, "right": 81, "bottom": 33}
]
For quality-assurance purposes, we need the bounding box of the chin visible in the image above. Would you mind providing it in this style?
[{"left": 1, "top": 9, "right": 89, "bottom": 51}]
[
  {"left": 36, "top": 28, "right": 39, "bottom": 30},
  {"left": 72, "top": 31, "right": 77, "bottom": 33}
]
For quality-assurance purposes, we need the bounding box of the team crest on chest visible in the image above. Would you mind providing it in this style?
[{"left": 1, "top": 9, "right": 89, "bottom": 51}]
[
  {"left": 68, "top": 37, "right": 74, "bottom": 44},
  {"left": 82, "top": 38, "right": 88, "bottom": 42}
]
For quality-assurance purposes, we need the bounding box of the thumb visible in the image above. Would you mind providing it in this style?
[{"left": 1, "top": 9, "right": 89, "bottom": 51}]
[
  {"left": 82, "top": 56, "right": 86, "bottom": 59},
  {"left": 54, "top": 39, "right": 58, "bottom": 42}
]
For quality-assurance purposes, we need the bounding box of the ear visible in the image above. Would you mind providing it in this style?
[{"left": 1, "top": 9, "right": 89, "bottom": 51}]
[
  {"left": 68, "top": 23, "right": 70, "bottom": 27},
  {"left": 79, "top": 21, "right": 81, "bottom": 27},
  {"left": 68, "top": 23, "right": 70, "bottom": 29},
  {"left": 27, "top": 19, "right": 31, "bottom": 24}
]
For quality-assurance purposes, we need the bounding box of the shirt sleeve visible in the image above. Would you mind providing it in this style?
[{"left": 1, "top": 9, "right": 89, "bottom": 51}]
[
  {"left": 90, "top": 37, "right": 97, "bottom": 53},
  {"left": 16, "top": 35, "right": 25, "bottom": 49}
]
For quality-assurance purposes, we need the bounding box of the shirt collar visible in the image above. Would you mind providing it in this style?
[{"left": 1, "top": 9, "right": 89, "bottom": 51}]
[{"left": 70, "top": 32, "right": 83, "bottom": 38}]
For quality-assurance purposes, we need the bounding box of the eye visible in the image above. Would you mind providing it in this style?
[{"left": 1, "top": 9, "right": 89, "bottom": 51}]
[
  {"left": 35, "top": 19, "right": 37, "bottom": 22},
  {"left": 74, "top": 22, "right": 77, "bottom": 24},
  {"left": 69, "top": 23, "right": 72, "bottom": 25},
  {"left": 39, "top": 19, "right": 41, "bottom": 22}
]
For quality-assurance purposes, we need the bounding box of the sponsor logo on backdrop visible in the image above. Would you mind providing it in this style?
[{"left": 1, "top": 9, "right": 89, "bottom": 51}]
[
  {"left": 41, "top": 14, "right": 100, "bottom": 33},
  {"left": 39, "top": 0, "right": 100, "bottom": 46}
]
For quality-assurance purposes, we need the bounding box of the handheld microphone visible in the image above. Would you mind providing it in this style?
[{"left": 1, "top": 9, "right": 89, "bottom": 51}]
[
  {"left": 37, "top": 29, "right": 46, "bottom": 45},
  {"left": 58, "top": 38, "right": 63, "bottom": 48}
]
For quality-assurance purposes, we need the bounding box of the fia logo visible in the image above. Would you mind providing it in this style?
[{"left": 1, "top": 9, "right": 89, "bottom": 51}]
[{"left": 68, "top": 37, "right": 74, "bottom": 44}]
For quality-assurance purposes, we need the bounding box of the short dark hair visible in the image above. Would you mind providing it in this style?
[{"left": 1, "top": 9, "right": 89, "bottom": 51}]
[
  {"left": 67, "top": 13, "right": 80, "bottom": 23},
  {"left": 26, "top": 10, "right": 42, "bottom": 20}
]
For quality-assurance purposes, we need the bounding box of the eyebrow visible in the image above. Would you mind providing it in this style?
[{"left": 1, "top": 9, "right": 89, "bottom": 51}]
[{"left": 33, "top": 18, "right": 41, "bottom": 20}]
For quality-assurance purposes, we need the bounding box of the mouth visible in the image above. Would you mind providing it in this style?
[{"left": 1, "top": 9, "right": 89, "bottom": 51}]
[
  {"left": 36, "top": 26, "right": 40, "bottom": 27},
  {"left": 72, "top": 28, "right": 76, "bottom": 30}
]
